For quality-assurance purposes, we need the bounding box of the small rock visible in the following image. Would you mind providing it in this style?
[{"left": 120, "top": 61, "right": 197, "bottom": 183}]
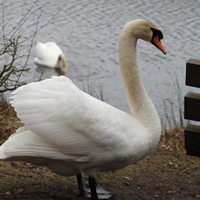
[{"left": 125, "top": 182, "right": 130, "bottom": 186}]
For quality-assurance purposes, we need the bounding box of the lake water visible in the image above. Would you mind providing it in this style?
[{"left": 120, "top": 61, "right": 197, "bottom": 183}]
[{"left": 1, "top": 0, "right": 200, "bottom": 128}]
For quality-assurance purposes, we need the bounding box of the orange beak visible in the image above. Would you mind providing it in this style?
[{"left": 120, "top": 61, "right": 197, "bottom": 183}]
[{"left": 153, "top": 35, "right": 166, "bottom": 54}]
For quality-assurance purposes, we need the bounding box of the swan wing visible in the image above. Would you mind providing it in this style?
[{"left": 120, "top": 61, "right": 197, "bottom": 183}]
[
  {"left": 44, "top": 42, "right": 64, "bottom": 55},
  {"left": 34, "top": 42, "right": 60, "bottom": 68},
  {"left": 10, "top": 76, "right": 139, "bottom": 162}
]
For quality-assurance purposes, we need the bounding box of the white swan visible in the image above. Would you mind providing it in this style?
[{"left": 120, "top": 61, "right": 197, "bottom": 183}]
[
  {"left": 0, "top": 19, "right": 166, "bottom": 200},
  {"left": 34, "top": 42, "right": 67, "bottom": 75}
]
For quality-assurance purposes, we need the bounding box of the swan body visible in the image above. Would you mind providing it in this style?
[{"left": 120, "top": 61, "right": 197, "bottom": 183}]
[
  {"left": 34, "top": 42, "right": 67, "bottom": 74},
  {"left": 0, "top": 77, "right": 158, "bottom": 175},
  {"left": 0, "top": 19, "right": 166, "bottom": 199}
]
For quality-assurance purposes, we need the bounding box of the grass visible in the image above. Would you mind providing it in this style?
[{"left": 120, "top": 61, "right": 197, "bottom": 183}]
[
  {"left": 161, "top": 69, "right": 187, "bottom": 131},
  {"left": 1, "top": 102, "right": 200, "bottom": 199}
]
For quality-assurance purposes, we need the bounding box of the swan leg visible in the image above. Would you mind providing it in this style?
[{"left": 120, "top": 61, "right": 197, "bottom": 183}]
[
  {"left": 76, "top": 174, "right": 89, "bottom": 197},
  {"left": 88, "top": 177, "right": 114, "bottom": 200},
  {"left": 89, "top": 177, "right": 98, "bottom": 200},
  {"left": 76, "top": 174, "right": 114, "bottom": 199}
]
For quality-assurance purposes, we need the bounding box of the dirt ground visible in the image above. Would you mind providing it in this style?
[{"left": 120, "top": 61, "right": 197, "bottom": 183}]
[
  {"left": 1, "top": 147, "right": 200, "bottom": 200},
  {"left": 0, "top": 105, "right": 200, "bottom": 200}
]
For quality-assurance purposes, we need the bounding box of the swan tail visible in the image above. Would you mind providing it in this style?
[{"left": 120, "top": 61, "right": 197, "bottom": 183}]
[{"left": 0, "top": 126, "right": 68, "bottom": 161}]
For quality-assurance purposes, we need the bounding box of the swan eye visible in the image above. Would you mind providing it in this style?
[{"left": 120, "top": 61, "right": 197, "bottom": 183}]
[{"left": 150, "top": 27, "right": 163, "bottom": 41}]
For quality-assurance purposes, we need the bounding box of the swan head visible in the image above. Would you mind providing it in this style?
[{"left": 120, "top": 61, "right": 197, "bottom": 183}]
[
  {"left": 123, "top": 19, "right": 166, "bottom": 54},
  {"left": 56, "top": 54, "right": 67, "bottom": 75}
]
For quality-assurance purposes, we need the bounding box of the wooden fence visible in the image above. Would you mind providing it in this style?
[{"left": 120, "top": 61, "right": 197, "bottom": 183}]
[{"left": 184, "top": 58, "right": 200, "bottom": 157}]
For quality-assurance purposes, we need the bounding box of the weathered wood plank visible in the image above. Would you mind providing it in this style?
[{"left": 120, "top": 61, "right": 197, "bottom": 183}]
[
  {"left": 186, "top": 58, "right": 200, "bottom": 88},
  {"left": 184, "top": 92, "right": 200, "bottom": 121},
  {"left": 185, "top": 124, "right": 200, "bottom": 157}
]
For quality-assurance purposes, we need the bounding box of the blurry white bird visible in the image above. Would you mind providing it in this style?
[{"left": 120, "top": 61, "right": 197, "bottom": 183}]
[
  {"left": 34, "top": 42, "right": 67, "bottom": 75},
  {"left": 0, "top": 19, "right": 166, "bottom": 200}
]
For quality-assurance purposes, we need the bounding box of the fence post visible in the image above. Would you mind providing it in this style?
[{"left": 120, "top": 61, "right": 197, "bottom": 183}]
[{"left": 184, "top": 58, "right": 200, "bottom": 157}]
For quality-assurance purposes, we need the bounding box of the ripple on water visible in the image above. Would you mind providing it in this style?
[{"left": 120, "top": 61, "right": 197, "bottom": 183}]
[{"left": 1, "top": 0, "right": 200, "bottom": 124}]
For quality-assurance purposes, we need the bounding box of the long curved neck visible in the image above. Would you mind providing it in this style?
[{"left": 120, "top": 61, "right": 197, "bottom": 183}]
[
  {"left": 56, "top": 54, "right": 67, "bottom": 74},
  {"left": 119, "top": 25, "right": 160, "bottom": 132}
]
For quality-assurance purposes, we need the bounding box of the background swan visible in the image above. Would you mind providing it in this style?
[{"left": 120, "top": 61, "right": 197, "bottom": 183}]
[
  {"left": 0, "top": 19, "right": 166, "bottom": 200},
  {"left": 34, "top": 42, "right": 67, "bottom": 75}
]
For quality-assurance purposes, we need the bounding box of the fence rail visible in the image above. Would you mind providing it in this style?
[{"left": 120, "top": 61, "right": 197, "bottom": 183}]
[{"left": 184, "top": 58, "right": 200, "bottom": 157}]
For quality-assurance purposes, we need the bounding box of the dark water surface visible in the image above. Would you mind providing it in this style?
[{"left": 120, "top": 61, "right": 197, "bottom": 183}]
[{"left": 1, "top": 0, "right": 200, "bottom": 126}]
